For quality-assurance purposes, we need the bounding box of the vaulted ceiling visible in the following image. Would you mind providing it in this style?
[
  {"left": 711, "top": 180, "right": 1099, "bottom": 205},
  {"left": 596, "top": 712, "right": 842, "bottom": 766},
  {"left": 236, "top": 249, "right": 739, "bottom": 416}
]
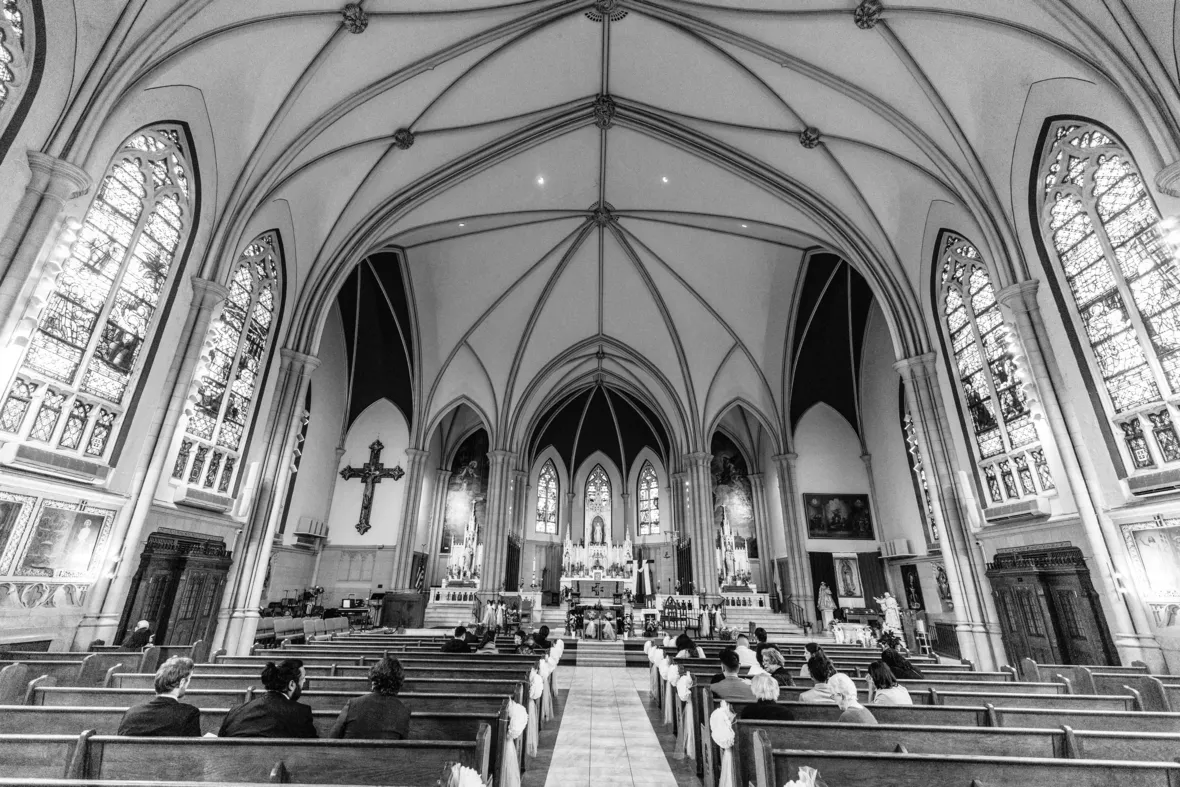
[{"left": 107, "top": 0, "right": 1133, "bottom": 454}]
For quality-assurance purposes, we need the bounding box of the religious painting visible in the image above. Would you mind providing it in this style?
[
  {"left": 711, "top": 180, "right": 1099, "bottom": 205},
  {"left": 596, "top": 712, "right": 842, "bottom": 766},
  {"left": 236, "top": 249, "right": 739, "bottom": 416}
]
[
  {"left": 711, "top": 433, "right": 756, "bottom": 557},
  {"left": 803, "top": 492, "right": 875, "bottom": 540},
  {"left": 901, "top": 563, "right": 925, "bottom": 610},
  {"left": 0, "top": 491, "right": 38, "bottom": 576},
  {"left": 934, "top": 562, "right": 953, "bottom": 609},
  {"left": 440, "top": 429, "right": 489, "bottom": 554},
  {"left": 832, "top": 552, "right": 862, "bottom": 599},
  {"left": 15, "top": 500, "right": 115, "bottom": 579},
  {"left": 1122, "top": 517, "right": 1180, "bottom": 599}
]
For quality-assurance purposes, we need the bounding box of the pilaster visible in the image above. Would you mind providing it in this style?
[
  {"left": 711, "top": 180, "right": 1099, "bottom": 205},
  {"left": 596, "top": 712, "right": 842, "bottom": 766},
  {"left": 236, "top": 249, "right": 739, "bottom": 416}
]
[
  {"left": 772, "top": 452, "right": 812, "bottom": 620},
  {"left": 391, "top": 447, "right": 431, "bottom": 588},
  {"left": 479, "top": 450, "right": 516, "bottom": 596},
  {"left": 424, "top": 468, "right": 452, "bottom": 587},
  {"left": 684, "top": 452, "right": 716, "bottom": 597},
  {"left": 747, "top": 472, "right": 772, "bottom": 590}
]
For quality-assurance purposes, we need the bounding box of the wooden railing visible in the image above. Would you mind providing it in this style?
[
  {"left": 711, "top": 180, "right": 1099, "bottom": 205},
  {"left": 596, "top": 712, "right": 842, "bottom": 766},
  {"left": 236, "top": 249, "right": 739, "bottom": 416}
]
[{"left": 786, "top": 600, "right": 808, "bottom": 629}]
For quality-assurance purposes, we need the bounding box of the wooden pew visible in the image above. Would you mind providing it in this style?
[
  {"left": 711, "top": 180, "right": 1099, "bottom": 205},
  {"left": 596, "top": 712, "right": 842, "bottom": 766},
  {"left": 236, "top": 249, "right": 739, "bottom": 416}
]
[
  {"left": 108, "top": 673, "right": 525, "bottom": 697},
  {"left": 1019, "top": 658, "right": 1149, "bottom": 684},
  {"left": 0, "top": 735, "right": 84, "bottom": 779},
  {"left": 930, "top": 690, "right": 1138, "bottom": 712},
  {"left": 0, "top": 781, "right": 420, "bottom": 787},
  {"left": 749, "top": 737, "right": 1180, "bottom": 787},
  {"left": 0, "top": 656, "right": 131, "bottom": 688},
  {"left": 187, "top": 663, "right": 529, "bottom": 680}
]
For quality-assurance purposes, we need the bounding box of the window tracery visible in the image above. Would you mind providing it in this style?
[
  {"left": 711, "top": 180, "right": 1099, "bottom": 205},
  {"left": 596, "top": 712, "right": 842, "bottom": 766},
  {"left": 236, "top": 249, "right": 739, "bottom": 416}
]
[
  {"left": 535, "top": 459, "right": 558, "bottom": 534},
  {"left": 586, "top": 464, "right": 610, "bottom": 515},
  {"left": 939, "top": 232, "right": 1054, "bottom": 504},
  {"left": 0, "top": 0, "right": 27, "bottom": 115},
  {"left": 638, "top": 460, "right": 659, "bottom": 536},
  {"left": 173, "top": 232, "right": 280, "bottom": 495},
  {"left": 1038, "top": 119, "right": 1180, "bottom": 473},
  {"left": 0, "top": 126, "right": 193, "bottom": 461}
]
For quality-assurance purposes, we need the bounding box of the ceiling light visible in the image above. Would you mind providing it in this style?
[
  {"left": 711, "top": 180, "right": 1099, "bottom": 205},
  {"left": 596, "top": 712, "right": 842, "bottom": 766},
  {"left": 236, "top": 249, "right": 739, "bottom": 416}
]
[
  {"left": 661, "top": 176, "right": 669, "bottom": 183},
  {"left": 741, "top": 224, "right": 748, "bottom": 228},
  {"left": 458, "top": 223, "right": 465, "bottom": 227},
  {"left": 536, "top": 176, "right": 545, "bottom": 186}
]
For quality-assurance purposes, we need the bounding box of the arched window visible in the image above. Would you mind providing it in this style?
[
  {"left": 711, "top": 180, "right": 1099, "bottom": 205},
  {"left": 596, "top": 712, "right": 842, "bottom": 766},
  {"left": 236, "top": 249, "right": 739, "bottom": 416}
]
[
  {"left": 535, "top": 459, "right": 558, "bottom": 534},
  {"left": 0, "top": 2, "right": 28, "bottom": 117},
  {"left": 1036, "top": 119, "right": 1180, "bottom": 474},
  {"left": 586, "top": 464, "right": 610, "bottom": 513},
  {"left": 638, "top": 461, "right": 659, "bottom": 536},
  {"left": 938, "top": 232, "right": 1055, "bottom": 503},
  {"left": 0, "top": 125, "right": 194, "bottom": 462},
  {"left": 173, "top": 232, "right": 280, "bottom": 495}
]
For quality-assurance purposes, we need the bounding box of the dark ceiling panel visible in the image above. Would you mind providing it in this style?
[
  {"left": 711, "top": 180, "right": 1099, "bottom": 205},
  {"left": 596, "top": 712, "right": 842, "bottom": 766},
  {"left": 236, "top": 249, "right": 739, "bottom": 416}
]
[
  {"left": 792, "top": 253, "right": 842, "bottom": 358},
  {"left": 532, "top": 384, "right": 669, "bottom": 476}
]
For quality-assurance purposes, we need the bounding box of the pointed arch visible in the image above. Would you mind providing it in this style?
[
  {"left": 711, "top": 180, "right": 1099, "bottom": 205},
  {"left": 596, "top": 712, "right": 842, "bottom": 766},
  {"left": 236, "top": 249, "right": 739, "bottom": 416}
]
[
  {"left": 637, "top": 459, "right": 659, "bottom": 537},
  {"left": 535, "top": 457, "right": 559, "bottom": 535}
]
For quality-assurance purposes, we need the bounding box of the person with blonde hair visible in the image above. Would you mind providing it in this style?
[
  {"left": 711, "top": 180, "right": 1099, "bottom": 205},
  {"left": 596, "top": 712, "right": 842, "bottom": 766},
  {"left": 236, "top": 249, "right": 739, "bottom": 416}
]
[
  {"left": 738, "top": 673, "right": 795, "bottom": 721},
  {"left": 829, "top": 672, "right": 877, "bottom": 724},
  {"left": 117, "top": 656, "right": 200, "bottom": 736}
]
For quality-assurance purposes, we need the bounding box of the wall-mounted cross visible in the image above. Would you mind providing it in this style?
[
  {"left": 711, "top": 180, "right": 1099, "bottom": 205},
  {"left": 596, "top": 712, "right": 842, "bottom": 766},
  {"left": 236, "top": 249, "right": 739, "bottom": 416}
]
[{"left": 339, "top": 439, "right": 404, "bottom": 535}]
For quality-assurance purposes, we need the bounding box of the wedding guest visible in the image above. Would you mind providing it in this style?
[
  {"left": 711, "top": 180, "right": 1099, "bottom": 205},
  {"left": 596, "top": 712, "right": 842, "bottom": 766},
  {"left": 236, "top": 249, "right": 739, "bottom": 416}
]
[
  {"left": 733, "top": 634, "right": 758, "bottom": 668},
  {"left": 117, "top": 656, "right": 201, "bottom": 737},
  {"left": 881, "top": 647, "right": 925, "bottom": 680},
  {"left": 739, "top": 673, "right": 795, "bottom": 721},
  {"left": 761, "top": 647, "right": 796, "bottom": 688},
  {"left": 441, "top": 626, "right": 472, "bottom": 653},
  {"left": 798, "top": 656, "right": 838, "bottom": 703},
  {"left": 122, "top": 620, "right": 153, "bottom": 651},
  {"left": 328, "top": 657, "right": 410, "bottom": 739},
  {"left": 475, "top": 631, "right": 499, "bottom": 654},
  {"left": 830, "top": 672, "right": 877, "bottom": 724},
  {"left": 868, "top": 660, "right": 912, "bottom": 705},
  {"left": 798, "top": 642, "right": 824, "bottom": 679},
  {"left": 218, "top": 659, "right": 315, "bottom": 738},
  {"left": 753, "top": 627, "right": 780, "bottom": 667},
  {"left": 674, "top": 633, "right": 705, "bottom": 659},
  {"left": 710, "top": 648, "right": 755, "bottom": 702}
]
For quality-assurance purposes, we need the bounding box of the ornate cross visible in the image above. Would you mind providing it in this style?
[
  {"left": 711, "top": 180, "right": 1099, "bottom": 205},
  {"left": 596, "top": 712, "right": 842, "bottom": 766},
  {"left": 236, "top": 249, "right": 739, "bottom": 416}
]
[
  {"left": 339, "top": 439, "right": 404, "bottom": 535},
  {"left": 591, "top": 582, "right": 604, "bottom": 596}
]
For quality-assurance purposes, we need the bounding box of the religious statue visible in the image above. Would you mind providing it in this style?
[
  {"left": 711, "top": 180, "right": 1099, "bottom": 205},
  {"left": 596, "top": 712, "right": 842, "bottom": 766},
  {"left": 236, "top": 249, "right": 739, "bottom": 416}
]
[
  {"left": 816, "top": 581, "right": 836, "bottom": 611},
  {"left": 590, "top": 516, "right": 606, "bottom": 544},
  {"left": 874, "top": 590, "right": 902, "bottom": 632},
  {"left": 462, "top": 506, "right": 478, "bottom": 575}
]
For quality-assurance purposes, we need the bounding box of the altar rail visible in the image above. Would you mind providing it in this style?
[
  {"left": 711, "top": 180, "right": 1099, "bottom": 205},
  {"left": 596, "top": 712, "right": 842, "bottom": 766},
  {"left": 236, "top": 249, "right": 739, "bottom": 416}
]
[
  {"left": 430, "top": 587, "right": 478, "bottom": 605},
  {"left": 721, "top": 592, "right": 770, "bottom": 608}
]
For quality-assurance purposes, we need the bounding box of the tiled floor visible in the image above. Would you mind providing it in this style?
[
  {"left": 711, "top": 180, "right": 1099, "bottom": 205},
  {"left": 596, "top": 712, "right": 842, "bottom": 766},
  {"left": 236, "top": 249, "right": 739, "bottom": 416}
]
[{"left": 540, "top": 666, "right": 686, "bottom": 787}]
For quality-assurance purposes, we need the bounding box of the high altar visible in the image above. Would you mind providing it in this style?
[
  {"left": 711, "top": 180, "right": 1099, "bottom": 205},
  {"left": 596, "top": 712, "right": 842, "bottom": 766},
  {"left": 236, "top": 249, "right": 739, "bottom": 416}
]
[
  {"left": 560, "top": 518, "right": 635, "bottom": 595},
  {"left": 716, "top": 506, "right": 755, "bottom": 591},
  {"left": 442, "top": 506, "right": 483, "bottom": 588}
]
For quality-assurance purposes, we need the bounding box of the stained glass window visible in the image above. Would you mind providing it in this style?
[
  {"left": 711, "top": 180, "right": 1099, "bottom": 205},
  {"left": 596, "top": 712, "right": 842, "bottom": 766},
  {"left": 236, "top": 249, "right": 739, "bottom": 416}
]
[
  {"left": 535, "top": 459, "right": 558, "bottom": 534},
  {"left": 638, "top": 461, "right": 659, "bottom": 536},
  {"left": 173, "top": 232, "right": 280, "bottom": 495},
  {"left": 0, "top": 1, "right": 28, "bottom": 114},
  {"left": 1038, "top": 119, "right": 1180, "bottom": 473},
  {"left": 939, "top": 231, "right": 1054, "bottom": 504},
  {"left": 0, "top": 125, "right": 193, "bottom": 462},
  {"left": 586, "top": 464, "right": 610, "bottom": 515},
  {"left": 901, "top": 391, "right": 939, "bottom": 543}
]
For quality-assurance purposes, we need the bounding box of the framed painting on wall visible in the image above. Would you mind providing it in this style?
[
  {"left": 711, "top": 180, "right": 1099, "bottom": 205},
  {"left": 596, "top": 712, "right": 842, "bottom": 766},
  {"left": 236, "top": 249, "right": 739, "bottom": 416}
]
[
  {"left": 803, "top": 493, "right": 875, "bottom": 540},
  {"left": 14, "top": 500, "right": 116, "bottom": 579},
  {"left": 0, "top": 491, "right": 39, "bottom": 576},
  {"left": 901, "top": 563, "right": 925, "bottom": 610},
  {"left": 833, "top": 552, "right": 863, "bottom": 603},
  {"left": 1121, "top": 517, "right": 1180, "bottom": 599}
]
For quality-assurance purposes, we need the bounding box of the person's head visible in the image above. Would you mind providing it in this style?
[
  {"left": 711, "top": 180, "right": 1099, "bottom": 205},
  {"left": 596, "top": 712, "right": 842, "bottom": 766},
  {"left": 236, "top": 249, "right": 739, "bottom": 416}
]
[
  {"left": 538, "top": 625, "right": 550, "bottom": 639},
  {"left": 261, "top": 659, "right": 305, "bottom": 698},
  {"left": 807, "top": 654, "right": 836, "bottom": 684},
  {"left": 881, "top": 648, "right": 907, "bottom": 669},
  {"left": 762, "top": 648, "right": 785, "bottom": 671},
  {"left": 454, "top": 625, "right": 467, "bottom": 639},
  {"left": 369, "top": 656, "right": 404, "bottom": 696},
  {"left": 736, "top": 634, "right": 750, "bottom": 648},
  {"left": 754, "top": 627, "right": 768, "bottom": 644},
  {"left": 154, "top": 656, "right": 194, "bottom": 697},
  {"left": 135, "top": 620, "right": 150, "bottom": 632},
  {"left": 828, "top": 672, "right": 859, "bottom": 710},
  {"left": 718, "top": 648, "right": 740, "bottom": 676},
  {"left": 804, "top": 642, "right": 819, "bottom": 657},
  {"left": 751, "top": 673, "right": 781, "bottom": 702},
  {"left": 513, "top": 629, "right": 525, "bottom": 646},
  {"left": 479, "top": 631, "right": 496, "bottom": 650},
  {"left": 675, "top": 633, "right": 695, "bottom": 653},
  {"left": 867, "top": 660, "right": 897, "bottom": 690}
]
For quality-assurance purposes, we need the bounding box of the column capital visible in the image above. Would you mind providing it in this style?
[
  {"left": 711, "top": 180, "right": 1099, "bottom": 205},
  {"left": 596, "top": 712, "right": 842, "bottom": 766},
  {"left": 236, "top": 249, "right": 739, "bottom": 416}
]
[
  {"left": 771, "top": 452, "right": 798, "bottom": 467},
  {"left": 893, "top": 352, "right": 938, "bottom": 379},
  {"left": 747, "top": 471, "right": 764, "bottom": 482},
  {"left": 684, "top": 451, "right": 711, "bottom": 467},
  {"left": 404, "top": 447, "right": 431, "bottom": 462},
  {"left": 26, "top": 151, "right": 92, "bottom": 203},
  {"left": 1155, "top": 160, "right": 1180, "bottom": 197},
  {"left": 435, "top": 467, "right": 453, "bottom": 481},
  {"left": 190, "top": 276, "right": 230, "bottom": 308},
  {"left": 995, "top": 279, "right": 1041, "bottom": 313},
  {"left": 279, "top": 347, "right": 321, "bottom": 373},
  {"left": 488, "top": 449, "right": 516, "bottom": 464}
]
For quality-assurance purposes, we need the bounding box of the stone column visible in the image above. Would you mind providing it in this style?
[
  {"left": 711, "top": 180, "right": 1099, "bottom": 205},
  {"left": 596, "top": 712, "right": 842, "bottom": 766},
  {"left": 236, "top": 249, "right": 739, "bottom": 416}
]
[
  {"left": 684, "top": 452, "right": 717, "bottom": 597},
  {"left": 479, "top": 450, "right": 516, "bottom": 597},
  {"left": 772, "top": 453, "right": 812, "bottom": 622},
  {"left": 998, "top": 281, "right": 1161, "bottom": 666},
  {"left": 74, "top": 276, "right": 228, "bottom": 646},
  {"left": 667, "top": 474, "right": 684, "bottom": 588},
  {"left": 0, "top": 152, "right": 91, "bottom": 336},
  {"left": 895, "top": 353, "right": 999, "bottom": 669},
  {"left": 621, "top": 490, "right": 633, "bottom": 541},
  {"left": 218, "top": 349, "right": 320, "bottom": 654},
  {"left": 389, "top": 447, "right": 431, "bottom": 589},
  {"left": 513, "top": 470, "right": 529, "bottom": 537},
  {"left": 424, "top": 468, "right": 452, "bottom": 587},
  {"left": 564, "top": 492, "right": 575, "bottom": 541},
  {"left": 747, "top": 472, "right": 772, "bottom": 590}
]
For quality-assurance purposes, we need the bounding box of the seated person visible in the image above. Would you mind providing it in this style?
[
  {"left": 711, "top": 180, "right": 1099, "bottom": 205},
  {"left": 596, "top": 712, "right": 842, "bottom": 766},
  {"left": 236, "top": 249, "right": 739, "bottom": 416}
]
[
  {"left": 117, "top": 656, "right": 201, "bottom": 737},
  {"left": 534, "top": 625, "right": 552, "bottom": 651},
  {"left": 739, "top": 673, "right": 795, "bottom": 721},
  {"left": 798, "top": 642, "right": 824, "bottom": 679},
  {"left": 760, "top": 647, "right": 796, "bottom": 687},
  {"left": 733, "top": 634, "right": 758, "bottom": 668},
  {"left": 674, "top": 633, "right": 705, "bottom": 659},
  {"left": 218, "top": 659, "right": 316, "bottom": 738},
  {"left": 867, "top": 660, "right": 912, "bottom": 705},
  {"left": 881, "top": 647, "right": 925, "bottom": 679},
  {"left": 328, "top": 656, "right": 410, "bottom": 739},
  {"left": 798, "top": 656, "right": 838, "bottom": 703},
  {"left": 122, "top": 620, "right": 153, "bottom": 651},
  {"left": 601, "top": 612, "right": 616, "bottom": 641},
  {"left": 710, "top": 648, "right": 755, "bottom": 702},
  {"left": 512, "top": 629, "right": 533, "bottom": 654},
  {"left": 441, "top": 625, "right": 473, "bottom": 653},
  {"left": 753, "top": 627, "right": 781, "bottom": 667},
  {"left": 475, "top": 631, "right": 498, "bottom": 654},
  {"left": 830, "top": 672, "right": 877, "bottom": 724}
]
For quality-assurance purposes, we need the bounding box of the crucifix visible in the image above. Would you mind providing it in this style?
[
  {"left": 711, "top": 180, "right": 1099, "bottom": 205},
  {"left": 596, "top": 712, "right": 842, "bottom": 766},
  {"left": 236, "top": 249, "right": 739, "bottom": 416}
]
[{"left": 339, "top": 439, "right": 405, "bottom": 535}]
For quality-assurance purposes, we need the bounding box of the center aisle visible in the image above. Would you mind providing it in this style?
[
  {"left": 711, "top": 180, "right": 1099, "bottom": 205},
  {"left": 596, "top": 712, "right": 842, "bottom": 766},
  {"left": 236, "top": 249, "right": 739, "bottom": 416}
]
[{"left": 542, "top": 665, "right": 681, "bottom": 787}]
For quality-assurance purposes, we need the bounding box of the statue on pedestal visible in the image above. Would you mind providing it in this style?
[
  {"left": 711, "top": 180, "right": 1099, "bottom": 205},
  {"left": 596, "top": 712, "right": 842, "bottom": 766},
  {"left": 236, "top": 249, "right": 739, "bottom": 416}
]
[
  {"left": 874, "top": 591, "right": 902, "bottom": 632},
  {"left": 816, "top": 581, "right": 837, "bottom": 631}
]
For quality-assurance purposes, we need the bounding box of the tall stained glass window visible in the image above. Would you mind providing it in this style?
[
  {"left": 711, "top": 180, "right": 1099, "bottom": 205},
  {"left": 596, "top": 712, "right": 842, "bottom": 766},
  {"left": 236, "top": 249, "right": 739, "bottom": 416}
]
[
  {"left": 939, "top": 231, "right": 1054, "bottom": 504},
  {"left": 173, "top": 232, "right": 280, "bottom": 495},
  {"left": 0, "top": 126, "right": 193, "bottom": 461},
  {"left": 586, "top": 464, "right": 610, "bottom": 515},
  {"left": 0, "top": 1, "right": 28, "bottom": 116},
  {"left": 1037, "top": 119, "right": 1180, "bottom": 473},
  {"left": 535, "top": 459, "right": 558, "bottom": 534},
  {"left": 638, "top": 461, "right": 659, "bottom": 536}
]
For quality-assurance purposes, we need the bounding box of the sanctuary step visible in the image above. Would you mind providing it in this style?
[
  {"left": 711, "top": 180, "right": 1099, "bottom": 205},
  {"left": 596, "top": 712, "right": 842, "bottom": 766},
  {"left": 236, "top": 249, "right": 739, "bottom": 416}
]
[
  {"left": 721, "top": 607, "right": 805, "bottom": 639},
  {"left": 575, "top": 640, "right": 626, "bottom": 668}
]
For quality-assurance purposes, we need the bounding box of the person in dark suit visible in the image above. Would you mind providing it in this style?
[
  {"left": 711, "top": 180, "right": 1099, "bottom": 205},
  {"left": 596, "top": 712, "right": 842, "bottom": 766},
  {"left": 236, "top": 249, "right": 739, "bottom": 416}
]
[
  {"left": 739, "top": 674, "right": 795, "bottom": 721},
  {"left": 533, "top": 625, "right": 552, "bottom": 651},
  {"left": 710, "top": 648, "right": 755, "bottom": 702},
  {"left": 121, "top": 620, "right": 152, "bottom": 651},
  {"left": 117, "top": 656, "right": 201, "bottom": 736},
  {"left": 441, "top": 626, "right": 472, "bottom": 653},
  {"left": 217, "top": 659, "right": 316, "bottom": 738},
  {"left": 328, "top": 656, "right": 410, "bottom": 739}
]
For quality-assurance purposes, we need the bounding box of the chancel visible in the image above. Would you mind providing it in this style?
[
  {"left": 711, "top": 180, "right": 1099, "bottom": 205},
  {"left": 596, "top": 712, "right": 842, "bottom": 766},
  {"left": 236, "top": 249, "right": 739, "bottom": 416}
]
[{"left": 3, "top": 1, "right": 1180, "bottom": 785}]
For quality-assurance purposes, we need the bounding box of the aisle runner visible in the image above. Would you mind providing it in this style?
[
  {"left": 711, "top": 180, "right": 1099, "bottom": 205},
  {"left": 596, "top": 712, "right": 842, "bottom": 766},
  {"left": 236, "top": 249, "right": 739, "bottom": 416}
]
[{"left": 543, "top": 666, "right": 679, "bottom": 787}]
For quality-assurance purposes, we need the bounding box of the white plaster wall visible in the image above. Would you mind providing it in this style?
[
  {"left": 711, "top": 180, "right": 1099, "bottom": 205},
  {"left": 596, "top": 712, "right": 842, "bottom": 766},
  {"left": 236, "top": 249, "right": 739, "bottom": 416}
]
[
  {"left": 794, "top": 403, "right": 875, "bottom": 555},
  {"left": 324, "top": 399, "right": 410, "bottom": 547}
]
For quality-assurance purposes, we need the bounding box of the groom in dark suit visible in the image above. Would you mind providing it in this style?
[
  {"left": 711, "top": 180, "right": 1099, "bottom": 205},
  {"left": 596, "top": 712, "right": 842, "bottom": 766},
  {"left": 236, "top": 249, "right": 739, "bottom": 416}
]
[{"left": 217, "top": 659, "right": 316, "bottom": 738}]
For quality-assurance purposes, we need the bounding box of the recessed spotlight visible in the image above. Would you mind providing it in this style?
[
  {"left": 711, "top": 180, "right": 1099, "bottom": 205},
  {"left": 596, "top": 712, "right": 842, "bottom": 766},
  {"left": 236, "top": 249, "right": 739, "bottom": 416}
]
[
  {"left": 536, "top": 176, "right": 545, "bottom": 186},
  {"left": 458, "top": 223, "right": 465, "bottom": 227},
  {"left": 661, "top": 176, "right": 669, "bottom": 183},
  {"left": 741, "top": 224, "right": 748, "bottom": 228}
]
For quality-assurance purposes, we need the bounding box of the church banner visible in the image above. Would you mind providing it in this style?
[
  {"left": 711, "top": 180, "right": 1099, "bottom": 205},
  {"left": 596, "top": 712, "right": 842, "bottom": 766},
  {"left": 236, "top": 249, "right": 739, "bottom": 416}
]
[{"left": 832, "top": 552, "right": 864, "bottom": 606}]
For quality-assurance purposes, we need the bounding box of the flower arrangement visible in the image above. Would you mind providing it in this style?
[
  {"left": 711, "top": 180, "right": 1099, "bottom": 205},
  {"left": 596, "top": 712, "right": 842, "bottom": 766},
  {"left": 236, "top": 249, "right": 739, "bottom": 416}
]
[
  {"left": 877, "top": 630, "right": 903, "bottom": 650},
  {"left": 718, "top": 626, "right": 737, "bottom": 641}
]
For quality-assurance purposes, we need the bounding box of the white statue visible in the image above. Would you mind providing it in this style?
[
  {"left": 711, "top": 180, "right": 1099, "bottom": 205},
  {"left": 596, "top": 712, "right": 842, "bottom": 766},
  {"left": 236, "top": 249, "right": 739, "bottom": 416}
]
[
  {"left": 816, "top": 582, "right": 836, "bottom": 611},
  {"left": 874, "top": 591, "right": 901, "bottom": 631},
  {"left": 590, "top": 516, "right": 606, "bottom": 544}
]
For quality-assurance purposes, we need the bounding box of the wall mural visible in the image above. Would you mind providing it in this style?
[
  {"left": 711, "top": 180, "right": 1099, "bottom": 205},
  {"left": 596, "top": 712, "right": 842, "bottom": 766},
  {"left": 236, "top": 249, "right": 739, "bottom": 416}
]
[
  {"left": 1121, "top": 517, "right": 1180, "bottom": 600},
  {"left": 804, "top": 492, "right": 875, "bottom": 540},
  {"left": 711, "top": 433, "right": 756, "bottom": 558},
  {"left": 440, "top": 429, "right": 489, "bottom": 554},
  {"left": 833, "top": 552, "right": 862, "bottom": 599}
]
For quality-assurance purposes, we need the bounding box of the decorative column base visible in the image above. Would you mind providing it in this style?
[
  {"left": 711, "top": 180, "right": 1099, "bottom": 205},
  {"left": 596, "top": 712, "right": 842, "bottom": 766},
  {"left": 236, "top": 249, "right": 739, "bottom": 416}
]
[{"left": 1155, "top": 160, "right": 1180, "bottom": 197}]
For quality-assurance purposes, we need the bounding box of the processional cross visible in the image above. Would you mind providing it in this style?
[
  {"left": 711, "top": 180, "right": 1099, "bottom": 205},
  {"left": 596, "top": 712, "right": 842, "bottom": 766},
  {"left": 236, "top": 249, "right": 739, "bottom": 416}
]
[{"left": 339, "top": 439, "right": 404, "bottom": 535}]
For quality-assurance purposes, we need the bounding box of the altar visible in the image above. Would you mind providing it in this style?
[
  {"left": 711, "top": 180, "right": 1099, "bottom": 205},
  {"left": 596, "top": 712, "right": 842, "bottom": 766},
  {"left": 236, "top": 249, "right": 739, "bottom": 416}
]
[{"left": 560, "top": 523, "right": 636, "bottom": 595}]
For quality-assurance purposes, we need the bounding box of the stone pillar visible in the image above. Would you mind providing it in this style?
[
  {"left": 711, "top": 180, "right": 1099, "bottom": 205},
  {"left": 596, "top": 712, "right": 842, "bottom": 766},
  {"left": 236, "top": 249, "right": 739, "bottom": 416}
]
[
  {"left": 684, "top": 452, "right": 716, "bottom": 597},
  {"left": 389, "top": 447, "right": 431, "bottom": 588},
  {"left": 772, "top": 453, "right": 812, "bottom": 621},
  {"left": 621, "top": 490, "right": 633, "bottom": 541},
  {"left": 747, "top": 472, "right": 773, "bottom": 590},
  {"left": 513, "top": 470, "right": 529, "bottom": 537},
  {"left": 0, "top": 152, "right": 91, "bottom": 336},
  {"left": 998, "top": 281, "right": 1162, "bottom": 666},
  {"left": 74, "top": 276, "right": 228, "bottom": 646},
  {"left": 667, "top": 473, "right": 684, "bottom": 587},
  {"left": 218, "top": 349, "right": 320, "bottom": 654},
  {"left": 895, "top": 353, "right": 1000, "bottom": 669},
  {"left": 479, "top": 450, "right": 516, "bottom": 597},
  {"left": 564, "top": 492, "right": 575, "bottom": 541},
  {"left": 424, "top": 468, "right": 452, "bottom": 587}
]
